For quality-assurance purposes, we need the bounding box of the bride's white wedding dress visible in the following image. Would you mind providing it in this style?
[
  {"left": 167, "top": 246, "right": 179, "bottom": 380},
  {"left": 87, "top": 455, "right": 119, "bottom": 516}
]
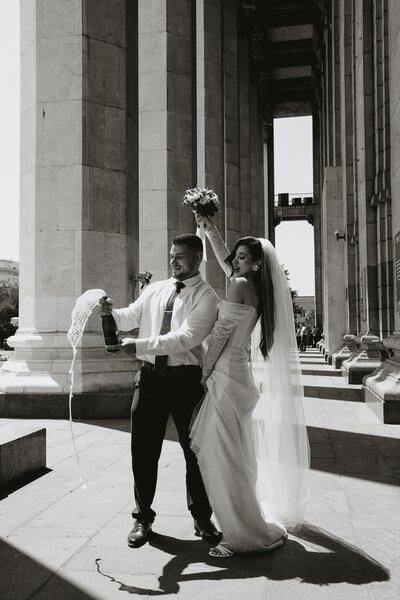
[{"left": 190, "top": 298, "right": 287, "bottom": 552}]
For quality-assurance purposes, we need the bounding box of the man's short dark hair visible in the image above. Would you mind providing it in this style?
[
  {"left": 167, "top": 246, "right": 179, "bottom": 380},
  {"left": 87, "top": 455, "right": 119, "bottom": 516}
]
[{"left": 172, "top": 234, "right": 203, "bottom": 254}]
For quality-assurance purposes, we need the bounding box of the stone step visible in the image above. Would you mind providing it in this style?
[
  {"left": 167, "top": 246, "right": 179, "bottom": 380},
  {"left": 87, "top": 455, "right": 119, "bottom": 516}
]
[{"left": 0, "top": 427, "right": 46, "bottom": 490}]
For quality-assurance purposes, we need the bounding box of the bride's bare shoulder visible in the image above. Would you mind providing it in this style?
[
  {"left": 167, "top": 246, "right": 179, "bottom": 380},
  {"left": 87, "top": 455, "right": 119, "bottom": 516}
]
[
  {"left": 227, "top": 277, "right": 259, "bottom": 308},
  {"left": 226, "top": 277, "right": 250, "bottom": 304}
]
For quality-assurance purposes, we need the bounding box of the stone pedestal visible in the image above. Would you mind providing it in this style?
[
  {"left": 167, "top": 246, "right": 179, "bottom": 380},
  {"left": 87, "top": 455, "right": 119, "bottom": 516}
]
[
  {"left": 363, "top": 336, "right": 400, "bottom": 424},
  {"left": 331, "top": 333, "right": 356, "bottom": 369},
  {"left": 331, "top": 343, "right": 351, "bottom": 369},
  {"left": 341, "top": 334, "right": 382, "bottom": 384}
]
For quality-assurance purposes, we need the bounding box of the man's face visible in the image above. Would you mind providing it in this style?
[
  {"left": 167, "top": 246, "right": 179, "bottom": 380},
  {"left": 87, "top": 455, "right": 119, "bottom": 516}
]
[{"left": 170, "top": 244, "right": 201, "bottom": 281}]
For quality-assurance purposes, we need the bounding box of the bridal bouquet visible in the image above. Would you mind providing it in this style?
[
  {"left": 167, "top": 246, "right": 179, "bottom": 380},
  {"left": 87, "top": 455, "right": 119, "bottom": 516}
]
[{"left": 182, "top": 187, "right": 220, "bottom": 217}]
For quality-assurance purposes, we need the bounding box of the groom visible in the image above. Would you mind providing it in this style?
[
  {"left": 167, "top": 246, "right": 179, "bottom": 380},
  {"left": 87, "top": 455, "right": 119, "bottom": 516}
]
[{"left": 99, "top": 234, "right": 220, "bottom": 548}]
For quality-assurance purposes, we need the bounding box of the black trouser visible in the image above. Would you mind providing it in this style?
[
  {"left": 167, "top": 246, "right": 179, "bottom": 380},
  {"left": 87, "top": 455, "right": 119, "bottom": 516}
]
[{"left": 130, "top": 364, "right": 211, "bottom": 525}]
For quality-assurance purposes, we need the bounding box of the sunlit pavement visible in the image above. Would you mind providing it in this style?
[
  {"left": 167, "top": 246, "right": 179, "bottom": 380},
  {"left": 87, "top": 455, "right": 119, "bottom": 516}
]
[{"left": 1, "top": 348, "right": 399, "bottom": 600}]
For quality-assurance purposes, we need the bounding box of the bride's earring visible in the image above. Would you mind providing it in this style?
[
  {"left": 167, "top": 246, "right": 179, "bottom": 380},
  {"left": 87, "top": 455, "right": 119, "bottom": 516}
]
[{"left": 252, "top": 263, "right": 260, "bottom": 272}]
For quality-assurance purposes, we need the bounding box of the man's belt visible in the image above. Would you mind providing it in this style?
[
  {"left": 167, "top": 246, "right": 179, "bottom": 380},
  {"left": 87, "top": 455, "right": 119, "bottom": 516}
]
[{"left": 142, "top": 361, "right": 201, "bottom": 376}]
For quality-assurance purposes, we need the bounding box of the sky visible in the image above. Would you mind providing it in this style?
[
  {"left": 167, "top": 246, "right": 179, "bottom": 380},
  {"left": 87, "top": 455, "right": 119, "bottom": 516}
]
[
  {"left": 274, "top": 116, "right": 315, "bottom": 296},
  {"left": 0, "top": 0, "right": 19, "bottom": 263},
  {"left": 0, "top": 0, "right": 315, "bottom": 296}
]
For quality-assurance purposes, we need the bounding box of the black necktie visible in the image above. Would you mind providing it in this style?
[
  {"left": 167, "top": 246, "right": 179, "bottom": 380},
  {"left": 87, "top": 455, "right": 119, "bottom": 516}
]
[{"left": 154, "top": 281, "right": 185, "bottom": 375}]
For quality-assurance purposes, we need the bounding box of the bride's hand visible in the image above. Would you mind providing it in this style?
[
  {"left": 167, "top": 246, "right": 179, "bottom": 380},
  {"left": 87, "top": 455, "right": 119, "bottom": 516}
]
[{"left": 194, "top": 212, "right": 215, "bottom": 231}]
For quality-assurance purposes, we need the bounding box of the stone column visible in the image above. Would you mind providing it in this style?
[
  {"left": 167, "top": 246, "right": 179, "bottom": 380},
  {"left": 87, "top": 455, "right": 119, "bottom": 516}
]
[
  {"left": 196, "top": 0, "right": 225, "bottom": 298},
  {"left": 223, "top": 0, "right": 240, "bottom": 250},
  {"left": 332, "top": 0, "right": 358, "bottom": 368},
  {"left": 0, "top": 0, "right": 140, "bottom": 417},
  {"left": 249, "top": 77, "right": 263, "bottom": 238},
  {"left": 265, "top": 111, "right": 275, "bottom": 244},
  {"left": 138, "top": 0, "right": 195, "bottom": 282},
  {"left": 238, "top": 34, "right": 251, "bottom": 240},
  {"left": 321, "top": 167, "right": 346, "bottom": 363},
  {"left": 363, "top": 0, "right": 400, "bottom": 423},
  {"left": 342, "top": 0, "right": 382, "bottom": 383}
]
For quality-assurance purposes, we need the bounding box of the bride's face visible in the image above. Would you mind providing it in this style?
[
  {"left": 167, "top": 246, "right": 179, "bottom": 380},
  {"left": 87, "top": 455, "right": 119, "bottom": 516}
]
[{"left": 232, "top": 245, "right": 257, "bottom": 278}]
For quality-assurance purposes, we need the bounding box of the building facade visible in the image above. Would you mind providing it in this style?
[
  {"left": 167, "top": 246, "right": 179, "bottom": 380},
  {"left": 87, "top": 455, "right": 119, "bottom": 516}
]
[
  {"left": 1, "top": 0, "right": 400, "bottom": 422},
  {"left": 0, "top": 260, "right": 19, "bottom": 288}
]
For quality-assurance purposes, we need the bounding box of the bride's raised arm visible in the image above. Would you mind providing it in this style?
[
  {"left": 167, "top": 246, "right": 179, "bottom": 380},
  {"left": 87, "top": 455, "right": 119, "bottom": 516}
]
[{"left": 196, "top": 215, "right": 232, "bottom": 278}]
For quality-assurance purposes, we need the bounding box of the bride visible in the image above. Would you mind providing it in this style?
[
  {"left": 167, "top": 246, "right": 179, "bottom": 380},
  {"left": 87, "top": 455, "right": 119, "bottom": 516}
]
[{"left": 190, "top": 214, "right": 310, "bottom": 557}]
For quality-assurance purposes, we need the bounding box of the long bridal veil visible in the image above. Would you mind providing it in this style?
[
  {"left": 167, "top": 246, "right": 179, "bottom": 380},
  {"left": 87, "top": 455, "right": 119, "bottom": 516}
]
[{"left": 251, "top": 239, "right": 310, "bottom": 529}]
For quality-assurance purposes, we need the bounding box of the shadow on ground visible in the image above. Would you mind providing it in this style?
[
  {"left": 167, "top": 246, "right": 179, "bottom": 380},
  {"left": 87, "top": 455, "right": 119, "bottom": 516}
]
[
  {"left": 303, "top": 385, "right": 363, "bottom": 400},
  {"left": 0, "top": 538, "right": 96, "bottom": 600},
  {"left": 0, "top": 467, "right": 52, "bottom": 501},
  {"left": 93, "top": 524, "right": 390, "bottom": 596},
  {"left": 302, "top": 369, "right": 343, "bottom": 377}
]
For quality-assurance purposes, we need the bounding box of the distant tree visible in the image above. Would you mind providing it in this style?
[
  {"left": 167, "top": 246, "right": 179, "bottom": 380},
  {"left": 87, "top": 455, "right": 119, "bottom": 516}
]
[
  {"left": 305, "top": 309, "right": 315, "bottom": 328},
  {"left": 284, "top": 268, "right": 300, "bottom": 315},
  {"left": 0, "top": 287, "right": 18, "bottom": 345}
]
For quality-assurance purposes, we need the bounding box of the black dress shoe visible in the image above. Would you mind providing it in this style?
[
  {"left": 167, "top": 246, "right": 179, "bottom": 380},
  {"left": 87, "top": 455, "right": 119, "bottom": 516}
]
[
  {"left": 194, "top": 518, "right": 222, "bottom": 544},
  {"left": 127, "top": 520, "right": 152, "bottom": 548}
]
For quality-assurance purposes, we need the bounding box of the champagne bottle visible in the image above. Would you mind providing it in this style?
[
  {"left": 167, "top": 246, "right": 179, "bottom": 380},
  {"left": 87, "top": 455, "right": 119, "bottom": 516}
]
[{"left": 100, "top": 296, "right": 121, "bottom": 352}]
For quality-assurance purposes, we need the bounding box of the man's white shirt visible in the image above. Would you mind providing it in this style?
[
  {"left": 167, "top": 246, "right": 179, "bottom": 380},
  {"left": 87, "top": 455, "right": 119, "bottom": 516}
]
[{"left": 112, "top": 273, "right": 219, "bottom": 366}]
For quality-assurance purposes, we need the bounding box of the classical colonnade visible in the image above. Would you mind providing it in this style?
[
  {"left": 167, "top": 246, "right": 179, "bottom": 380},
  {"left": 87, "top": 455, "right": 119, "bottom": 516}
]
[{"left": 1, "top": 0, "right": 400, "bottom": 423}]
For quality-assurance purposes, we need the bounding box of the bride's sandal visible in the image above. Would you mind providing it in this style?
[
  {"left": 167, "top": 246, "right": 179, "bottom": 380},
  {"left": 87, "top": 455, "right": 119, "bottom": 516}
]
[{"left": 209, "top": 541, "right": 235, "bottom": 558}]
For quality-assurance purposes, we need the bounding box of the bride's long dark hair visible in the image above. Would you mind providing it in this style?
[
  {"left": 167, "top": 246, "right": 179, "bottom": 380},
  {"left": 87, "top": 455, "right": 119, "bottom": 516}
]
[{"left": 225, "top": 236, "right": 275, "bottom": 359}]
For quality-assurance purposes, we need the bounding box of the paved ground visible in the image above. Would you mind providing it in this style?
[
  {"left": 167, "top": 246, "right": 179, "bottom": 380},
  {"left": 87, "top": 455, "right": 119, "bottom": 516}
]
[{"left": 0, "top": 348, "right": 399, "bottom": 600}]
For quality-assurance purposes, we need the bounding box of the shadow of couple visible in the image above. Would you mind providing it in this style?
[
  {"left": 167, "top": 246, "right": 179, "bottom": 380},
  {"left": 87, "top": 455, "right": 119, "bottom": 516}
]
[{"left": 95, "top": 522, "right": 390, "bottom": 595}]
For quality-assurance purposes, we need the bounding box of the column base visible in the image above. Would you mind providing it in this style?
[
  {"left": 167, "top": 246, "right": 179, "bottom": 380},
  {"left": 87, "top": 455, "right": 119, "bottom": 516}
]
[
  {"left": 331, "top": 344, "right": 351, "bottom": 369},
  {"left": 0, "top": 331, "right": 140, "bottom": 394},
  {"left": 341, "top": 334, "right": 382, "bottom": 384},
  {"left": 362, "top": 336, "right": 400, "bottom": 424}
]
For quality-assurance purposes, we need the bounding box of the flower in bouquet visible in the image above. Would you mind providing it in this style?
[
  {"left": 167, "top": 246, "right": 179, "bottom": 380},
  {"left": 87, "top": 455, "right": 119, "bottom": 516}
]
[{"left": 182, "top": 187, "right": 220, "bottom": 218}]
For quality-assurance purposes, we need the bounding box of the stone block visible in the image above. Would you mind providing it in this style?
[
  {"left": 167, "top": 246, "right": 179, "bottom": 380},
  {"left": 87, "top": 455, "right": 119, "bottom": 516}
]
[
  {"left": 167, "top": 0, "right": 191, "bottom": 37},
  {"left": 139, "top": 190, "right": 167, "bottom": 229},
  {"left": 205, "top": 88, "right": 222, "bottom": 118},
  {"left": 39, "top": 100, "right": 82, "bottom": 167},
  {"left": 139, "top": 111, "right": 167, "bottom": 151},
  {"left": 84, "top": 0, "right": 126, "bottom": 47},
  {"left": 105, "top": 107, "right": 126, "bottom": 171},
  {"left": 59, "top": 165, "right": 83, "bottom": 231},
  {"left": 43, "top": 0, "right": 77, "bottom": 38},
  {"left": 85, "top": 38, "right": 125, "bottom": 109},
  {"left": 167, "top": 33, "right": 191, "bottom": 77},
  {"left": 36, "top": 166, "right": 60, "bottom": 231},
  {"left": 167, "top": 112, "right": 192, "bottom": 154},
  {"left": 83, "top": 100, "right": 105, "bottom": 167},
  {"left": 37, "top": 36, "right": 82, "bottom": 103},
  {"left": 21, "top": 42, "right": 36, "bottom": 114},
  {"left": 21, "top": 105, "right": 36, "bottom": 174},
  {"left": 37, "top": 230, "right": 75, "bottom": 296},
  {"left": 0, "top": 428, "right": 46, "bottom": 489},
  {"left": 139, "top": 32, "right": 165, "bottom": 73},
  {"left": 168, "top": 151, "right": 191, "bottom": 191},
  {"left": 34, "top": 296, "right": 59, "bottom": 332},
  {"left": 88, "top": 167, "right": 122, "bottom": 233},
  {"left": 167, "top": 72, "right": 191, "bottom": 115},
  {"left": 139, "top": 71, "right": 167, "bottom": 112},
  {"left": 20, "top": 0, "right": 37, "bottom": 54},
  {"left": 139, "top": 149, "right": 168, "bottom": 190},
  {"left": 103, "top": 233, "right": 128, "bottom": 296}
]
